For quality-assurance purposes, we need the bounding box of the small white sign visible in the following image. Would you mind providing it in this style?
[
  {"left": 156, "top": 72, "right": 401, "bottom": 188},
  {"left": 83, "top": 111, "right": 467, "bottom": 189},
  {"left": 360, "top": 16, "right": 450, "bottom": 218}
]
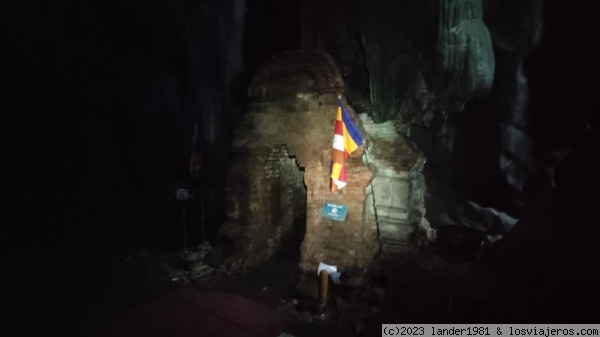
[{"left": 176, "top": 188, "right": 189, "bottom": 201}]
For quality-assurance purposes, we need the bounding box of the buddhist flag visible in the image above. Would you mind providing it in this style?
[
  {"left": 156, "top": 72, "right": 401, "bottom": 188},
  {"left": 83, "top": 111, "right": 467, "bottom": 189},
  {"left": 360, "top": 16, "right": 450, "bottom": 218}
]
[{"left": 330, "top": 98, "right": 364, "bottom": 192}]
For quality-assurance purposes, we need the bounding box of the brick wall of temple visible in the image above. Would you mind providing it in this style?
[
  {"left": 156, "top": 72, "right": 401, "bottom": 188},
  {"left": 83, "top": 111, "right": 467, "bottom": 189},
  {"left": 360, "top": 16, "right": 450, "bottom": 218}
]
[{"left": 219, "top": 145, "right": 305, "bottom": 266}]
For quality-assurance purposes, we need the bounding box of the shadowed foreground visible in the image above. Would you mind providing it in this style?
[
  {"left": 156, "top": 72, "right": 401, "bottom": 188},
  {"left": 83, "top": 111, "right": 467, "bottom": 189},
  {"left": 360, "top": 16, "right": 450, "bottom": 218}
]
[{"left": 104, "top": 288, "right": 284, "bottom": 337}]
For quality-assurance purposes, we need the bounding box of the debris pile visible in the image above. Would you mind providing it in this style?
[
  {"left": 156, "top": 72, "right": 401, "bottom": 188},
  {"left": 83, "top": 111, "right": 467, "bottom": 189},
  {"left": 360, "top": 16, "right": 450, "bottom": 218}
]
[{"left": 165, "top": 242, "right": 215, "bottom": 282}]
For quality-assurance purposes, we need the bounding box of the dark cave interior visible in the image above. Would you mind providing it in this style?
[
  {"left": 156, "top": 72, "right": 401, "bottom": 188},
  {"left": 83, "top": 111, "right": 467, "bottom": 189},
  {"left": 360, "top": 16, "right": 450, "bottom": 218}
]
[{"left": 3, "top": 0, "right": 600, "bottom": 335}]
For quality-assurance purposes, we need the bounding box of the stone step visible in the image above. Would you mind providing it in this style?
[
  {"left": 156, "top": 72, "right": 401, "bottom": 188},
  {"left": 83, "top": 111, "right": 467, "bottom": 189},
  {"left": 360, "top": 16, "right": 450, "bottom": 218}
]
[
  {"left": 374, "top": 205, "right": 409, "bottom": 221},
  {"left": 376, "top": 218, "right": 413, "bottom": 240},
  {"left": 380, "top": 236, "right": 411, "bottom": 246},
  {"left": 380, "top": 242, "right": 411, "bottom": 259},
  {"left": 381, "top": 246, "right": 410, "bottom": 257}
]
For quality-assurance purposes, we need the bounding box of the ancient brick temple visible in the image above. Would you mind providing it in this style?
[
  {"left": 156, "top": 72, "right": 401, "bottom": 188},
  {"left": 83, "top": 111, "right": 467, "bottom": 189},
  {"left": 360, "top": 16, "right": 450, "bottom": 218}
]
[{"left": 218, "top": 50, "right": 425, "bottom": 283}]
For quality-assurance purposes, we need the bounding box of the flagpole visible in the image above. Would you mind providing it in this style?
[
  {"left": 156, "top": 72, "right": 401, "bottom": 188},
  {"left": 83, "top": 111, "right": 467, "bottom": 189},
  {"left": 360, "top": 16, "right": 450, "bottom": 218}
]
[
  {"left": 182, "top": 200, "right": 187, "bottom": 253},
  {"left": 200, "top": 167, "right": 205, "bottom": 244},
  {"left": 198, "top": 128, "right": 205, "bottom": 245},
  {"left": 190, "top": 120, "right": 206, "bottom": 245}
]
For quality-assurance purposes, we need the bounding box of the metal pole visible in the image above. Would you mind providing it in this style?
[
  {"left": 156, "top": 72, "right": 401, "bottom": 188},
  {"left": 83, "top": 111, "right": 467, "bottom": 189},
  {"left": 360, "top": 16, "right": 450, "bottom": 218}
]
[
  {"left": 200, "top": 178, "right": 205, "bottom": 244},
  {"left": 182, "top": 201, "right": 187, "bottom": 252}
]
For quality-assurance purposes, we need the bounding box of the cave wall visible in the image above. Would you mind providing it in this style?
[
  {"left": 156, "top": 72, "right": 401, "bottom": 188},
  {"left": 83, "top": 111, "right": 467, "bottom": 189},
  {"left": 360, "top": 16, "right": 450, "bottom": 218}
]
[
  {"left": 484, "top": 0, "right": 544, "bottom": 198},
  {"left": 301, "top": 0, "right": 494, "bottom": 123},
  {"left": 486, "top": 0, "right": 600, "bottom": 306},
  {"left": 5, "top": 0, "right": 252, "bottom": 332},
  {"left": 5, "top": 0, "right": 250, "bottom": 285},
  {"left": 408, "top": 0, "right": 548, "bottom": 232},
  {"left": 90, "top": 0, "right": 248, "bottom": 249}
]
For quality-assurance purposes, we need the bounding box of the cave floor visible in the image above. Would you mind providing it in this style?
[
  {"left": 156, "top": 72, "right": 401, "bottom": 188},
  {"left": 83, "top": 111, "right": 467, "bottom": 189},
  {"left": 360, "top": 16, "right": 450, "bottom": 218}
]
[{"left": 69, "top": 240, "right": 598, "bottom": 337}]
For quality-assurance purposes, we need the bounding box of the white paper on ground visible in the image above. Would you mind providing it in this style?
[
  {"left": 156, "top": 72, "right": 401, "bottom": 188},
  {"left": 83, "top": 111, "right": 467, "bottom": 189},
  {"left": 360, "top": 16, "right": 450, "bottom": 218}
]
[{"left": 317, "top": 262, "right": 341, "bottom": 285}]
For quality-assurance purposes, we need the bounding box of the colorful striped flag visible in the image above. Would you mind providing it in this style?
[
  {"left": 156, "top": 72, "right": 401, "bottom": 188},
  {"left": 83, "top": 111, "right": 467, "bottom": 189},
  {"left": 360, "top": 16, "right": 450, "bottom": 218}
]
[{"left": 330, "top": 98, "right": 364, "bottom": 192}]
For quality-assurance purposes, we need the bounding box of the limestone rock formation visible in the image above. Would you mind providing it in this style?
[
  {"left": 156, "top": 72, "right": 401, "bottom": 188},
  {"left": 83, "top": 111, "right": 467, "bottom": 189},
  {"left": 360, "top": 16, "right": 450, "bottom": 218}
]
[
  {"left": 436, "top": 0, "right": 495, "bottom": 100},
  {"left": 484, "top": 0, "right": 545, "bottom": 194}
]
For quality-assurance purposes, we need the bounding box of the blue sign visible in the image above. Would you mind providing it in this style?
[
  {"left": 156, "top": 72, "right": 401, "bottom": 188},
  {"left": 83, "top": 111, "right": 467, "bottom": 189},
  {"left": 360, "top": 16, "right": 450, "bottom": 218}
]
[{"left": 322, "top": 203, "right": 348, "bottom": 222}]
